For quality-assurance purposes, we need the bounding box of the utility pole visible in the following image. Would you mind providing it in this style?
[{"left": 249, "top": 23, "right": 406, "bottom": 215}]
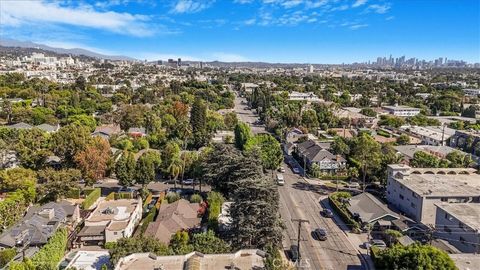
[{"left": 291, "top": 219, "right": 309, "bottom": 261}]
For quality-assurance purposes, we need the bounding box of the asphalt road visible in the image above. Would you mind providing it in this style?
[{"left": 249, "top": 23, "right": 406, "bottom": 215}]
[{"left": 233, "top": 93, "right": 364, "bottom": 270}]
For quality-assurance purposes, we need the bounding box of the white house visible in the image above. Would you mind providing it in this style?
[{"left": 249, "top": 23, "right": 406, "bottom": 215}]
[{"left": 382, "top": 105, "right": 421, "bottom": 117}]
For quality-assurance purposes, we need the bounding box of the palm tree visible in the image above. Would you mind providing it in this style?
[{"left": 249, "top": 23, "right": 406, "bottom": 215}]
[{"left": 168, "top": 157, "right": 183, "bottom": 189}]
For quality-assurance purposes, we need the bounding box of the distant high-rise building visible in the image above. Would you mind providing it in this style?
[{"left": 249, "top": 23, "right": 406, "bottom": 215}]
[
  {"left": 178, "top": 58, "right": 182, "bottom": 67},
  {"left": 308, "top": 64, "right": 314, "bottom": 73}
]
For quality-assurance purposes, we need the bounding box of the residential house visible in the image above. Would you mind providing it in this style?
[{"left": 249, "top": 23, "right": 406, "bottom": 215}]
[
  {"left": 450, "top": 130, "right": 480, "bottom": 155},
  {"left": 347, "top": 193, "right": 399, "bottom": 228},
  {"left": 382, "top": 105, "right": 421, "bottom": 117},
  {"left": 35, "top": 123, "right": 59, "bottom": 133},
  {"left": 295, "top": 140, "right": 346, "bottom": 173},
  {"left": 0, "top": 201, "right": 79, "bottom": 253},
  {"left": 127, "top": 127, "right": 146, "bottom": 137},
  {"left": 114, "top": 250, "right": 265, "bottom": 270},
  {"left": 386, "top": 165, "right": 480, "bottom": 225},
  {"left": 334, "top": 107, "right": 376, "bottom": 127},
  {"left": 283, "top": 128, "right": 306, "bottom": 154},
  {"left": 240, "top": 83, "right": 258, "bottom": 94},
  {"left": 394, "top": 145, "right": 479, "bottom": 165},
  {"left": 77, "top": 198, "right": 142, "bottom": 245},
  {"left": 64, "top": 250, "right": 110, "bottom": 270},
  {"left": 144, "top": 199, "right": 201, "bottom": 244},
  {"left": 92, "top": 124, "right": 122, "bottom": 140},
  {"left": 6, "top": 122, "right": 33, "bottom": 130},
  {"left": 434, "top": 203, "right": 480, "bottom": 253},
  {"left": 288, "top": 91, "right": 322, "bottom": 102},
  {"left": 401, "top": 125, "right": 455, "bottom": 146}
]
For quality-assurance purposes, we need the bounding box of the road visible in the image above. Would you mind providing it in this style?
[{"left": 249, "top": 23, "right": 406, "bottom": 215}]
[
  {"left": 233, "top": 92, "right": 266, "bottom": 134},
  {"left": 233, "top": 93, "right": 364, "bottom": 270}
]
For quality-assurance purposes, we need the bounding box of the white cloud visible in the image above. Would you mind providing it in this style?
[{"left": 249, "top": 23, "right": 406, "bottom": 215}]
[
  {"left": 349, "top": 23, "right": 368, "bottom": 30},
  {"left": 386, "top": 16, "right": 395, "bottom": 20},
  {"left": 0, "top": 1, "right": 154, "bottom": 37},
  {"left": 211, "top": 52, "right": 250, "bottom": 62},
  {"left": 367, "top": 3, "right": 391, "bottom": 14},
  {"left": 171, "top": 0, "right": 215, "bottom": 14},
  {"left": 305, "top": 0, "right": 329, "bottom": 9},
  {"left": 281, "top": 0, "right": 303, "bottom": 8},
  {"left": 234, "top": 0, "right": 254, "bottom": 3},
  {"left": 352, "top": 0, "right": 367, "bottom": 8},
  {"left": 244, "top": 18, "right": 257, "bottom": 25}
]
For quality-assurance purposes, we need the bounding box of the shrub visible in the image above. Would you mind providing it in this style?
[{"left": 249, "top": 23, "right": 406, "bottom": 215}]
[
  {"left": 105, "top": 192, "right": 115, "bottom": 201},
  {"left": 329, "top": 192, "right": 360, "bottom": 231},
  {"left": 0, "top": 190, "right": 29, "bottom": 234},
  {"left": 165, "top": 192, "right": 180, "bottom": 204},
  {"left": 81, "top": 188, "right": 101, "bottom": 209},
  {"left": 139, "top": 207, "right": 157, "bottom": 236},
  {"left": 65, "top": 188, "right": 81, "bottom": 199},
  {"left": 189, "top": 194, "right": 202, "bottom": 203},
  {"left": 143, "top": 193, "right": 153, "bottom": 209},
  {"left": 0, "top": 248, "right": 16, "bottom": 268},
  {"left": 207, "top": 191, "right": 224, "bottom": 228},
  {"left": 114, "top": 192, "right": 132, "bottom": 200}
]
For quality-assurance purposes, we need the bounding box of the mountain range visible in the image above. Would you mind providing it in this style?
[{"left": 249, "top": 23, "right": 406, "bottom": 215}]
[{"left": 0, "top": 39, "right": 136, "bottom": 61}]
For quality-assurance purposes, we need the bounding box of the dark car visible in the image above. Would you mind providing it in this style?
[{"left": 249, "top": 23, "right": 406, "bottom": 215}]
[
  {"left": 290, "top": 245, "right": 299, "bottom": 262},
  {"left": 321, "top": 209, "right": 334, "bottom": 218},
  {"left": 312, "top": 228, "right": 327, "bottom": 241}
]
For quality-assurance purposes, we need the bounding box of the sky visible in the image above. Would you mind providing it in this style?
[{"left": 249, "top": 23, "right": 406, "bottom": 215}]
[{"left": 1, "top": 0, "right": 479, "bottom": 63}]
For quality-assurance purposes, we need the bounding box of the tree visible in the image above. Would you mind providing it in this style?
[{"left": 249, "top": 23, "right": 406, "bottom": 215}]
[
  {"left": 15, "top": 128, "right": 52, "bottom": 169},
  {"left": 161, "top": 141, "right": 180, "bottom": 173},
  {"left": 115, "top": 151, "right": 136, "bottom": 186},
  {"left": 135, "top": 150, "right": 161, "bottom": 187},
  {"left": 351, "top": 134, "right": 382, "bottom": 191},
  {"left": 0, "top": 167, "right": 36, "bottom": 192},
  {"left": 190, "top": 97, "right": 207, "bottom": 134},
  {"left": 37, "top": 168, "right": 81, "bottom": 201},
  {"left": 396, "top": 134, "right": 410, "bottom": 145},
  {"left": 74, "top": 136, "right": 111, "bottom": 186},
  {"left": 234, "top": 122, "right": 252, "bottom": 150},
  {"left": 244, "top": 134, "right": 283, "bottom": 172},
  {"left": 331, "top": 136, "right": 350, "bottom": 156},
  {"left": 462, "top": 105, "right": 478, "bottom": 118},
  {"left": 169, "top": 231, "right": 193, "bottom": 255},
  {"left": 446, "top": 151, "right": 474, "bottom": 168},
  {"left": 52, "top": 124, "right": 92, "bottom": 165},
  {"left": 360, "top": 108, "right": 377, "bottom": 117},
  {"left": 229, "top": 176, "right": 283, "bottom": 249},
  {"left": 223, "top": 112, "right": 238, "bottom": 130},
  {"left": 191, "top": 230, "right": 230, "bottom": 254},
  {"left": 410, "top": 151, "right": 449, "bottom": 168},
  {"left": 66, "top": 114, "right": 97, "bottom": 132},
  {"left": 301, "top": 109, "right": 319, "bottom": 130},
  {"left": 374, "top": 244, "right": 456, "bottom": 270},
  {"left": 167, "top": 157, "right": 183, "bottom": 188}
]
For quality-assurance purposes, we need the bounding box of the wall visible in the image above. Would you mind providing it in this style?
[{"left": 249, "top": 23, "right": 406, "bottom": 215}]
[{"left": 435, "top": 207, "right": 479, "bottom": 253}]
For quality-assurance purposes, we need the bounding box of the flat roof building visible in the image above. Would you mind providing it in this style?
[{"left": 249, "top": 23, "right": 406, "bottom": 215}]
[
  {"left": 386, "top": 165, "right": 480, "bottom": 225},
  {"left": 382, "top": 105, "right": 421, "bottom": 117}
]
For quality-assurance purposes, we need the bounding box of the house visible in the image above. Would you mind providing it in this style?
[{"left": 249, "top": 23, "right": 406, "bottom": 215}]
[
  {"left": 347, "top": 193, "right": 399, "bottom": 228},
  {"left": 35, "top": 123, "right": 59, "bottom": 133},
  {"left": 288, "top": 91, "right": 322, "bottom": 102},
  {"left": 77, "top": 198, "right": 142, "bottom": 245},
  {"left": 92, "top": 124, "right": 122, "bottom": 140},
  {"left": 463, "top": 88, "right": 480, "bottom": 97},
  {"left": 450, "top": 130, "right": 480, "bottom": 155},
  {"left": 6, "top": 122, "right": 33, "bottom": 130},
  {"left": 114, "top": 250, "right": 265, "bottom": 270},
  {"left": 240, "top": 83, "right": 259, "bottom": 94},
  {"left": 64, "top": 250, "right": 110, "bottom": 270},
  {"left": 434, "top": 203, "right": 480, "bottom": 253},
  {"left": 386, "top": 165, "right": 480, "bottom": 225},
  {"left": 0, "top": 201, "right": 79, "bottom": 252},
  {"left": 401, "top": 125, "right": 455, "bottom": 146},
  {"left": 127, "top": 127, "right": 146, "bottom": 137},
  {"left": 334, "top": 107, "right": 376, "bottom": 127},
  {"left": 283, "top": 128, "right": 306, "bottom": 154},
  {"left": 382, "top": 105, "right": 421, "bottom": 117},
  {"left": 295, "top": 140, "right": 346, "bottom": 173},
  {"left": 393, "top": 145, "right": 479, "bottom": 166},
  {"left": 144, "top": 199, "right": 201, "bottom": 244}
]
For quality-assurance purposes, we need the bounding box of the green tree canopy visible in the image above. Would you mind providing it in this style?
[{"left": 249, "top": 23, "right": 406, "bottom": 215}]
[
  {"left": 234, "top": 122, "right": 252, "bottom": 150},
  {"left": 244, "top": 134, "right": 283, "bottom": 171}
]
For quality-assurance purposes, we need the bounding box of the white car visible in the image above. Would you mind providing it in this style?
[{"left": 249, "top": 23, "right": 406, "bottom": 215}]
[
  {"left": 292, "top": 167, "right": 301, "bottom": 174},
  {"left": 276, "top": 174, "right": 285, "bottom": 186}
]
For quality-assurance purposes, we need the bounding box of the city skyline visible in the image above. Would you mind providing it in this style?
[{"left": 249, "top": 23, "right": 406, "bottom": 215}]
[{"left": 1, "top": 0, "right": 479, "bottom": 63}]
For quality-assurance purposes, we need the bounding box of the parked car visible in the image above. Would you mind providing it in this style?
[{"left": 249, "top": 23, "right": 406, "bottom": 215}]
[
  {"left": 346, "top": 182, "right": 360, "bottom": 189},
  {"left": 363, "top": 239, "right": 387, "bottom": 249},
  {"left": 312, "top": 228, "right": 327, "bottom": 241},
  {"left": 292, "top": 167, "right": 301, "bottom": 174},
  {"left": 290, "top": 245, "right": 299, "bottom": 262},
  {"left": 182, "top": 179, "right": 194, "bottom": 185},
  {"left": 321, "top": 209, "right": 333, "bottom": 218},
  {"left": 278, "top": 167, "right": 286, "bottom": 173},
  {"left": 276, "top": 174, "right": 285, "bottom": 186}
]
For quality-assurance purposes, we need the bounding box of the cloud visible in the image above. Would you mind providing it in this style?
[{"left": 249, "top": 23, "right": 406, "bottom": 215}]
[
  {"left": 385, "top": 16, "right": 395, "bottom": 20},
  {"left": 352, "top": 0, "right": 367, "bottom": 8},
  {"left": 234, "top": 0, "right": 254, "bottom": 3},
  {"left": 349, "top": 23, "right": 368, "bottom": 30},
  {"left": 171, "top": 0, "right": 215, "bottom": 13},
  {"left": 367, "top": 3, "right": 391, "bottom": 14},
  {"left": 211, "top": 52, "right": 250, "bottom": 62},
  {"left": 0, "top": 0, "right": 154, "bottom": 37},
  {"left": 281, "top": 0, "right": 303, "bottom": 8},
  {"left": 244, "top": 18, "right": 257, "bottom": 25},
  {"left": 305, "top": 0, "right": 329, "bottom": 9}
]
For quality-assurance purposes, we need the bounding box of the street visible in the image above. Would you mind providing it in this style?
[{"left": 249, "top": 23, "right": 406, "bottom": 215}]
[{"left": 233, "top": 93, "right": 364, "bottom": 270}]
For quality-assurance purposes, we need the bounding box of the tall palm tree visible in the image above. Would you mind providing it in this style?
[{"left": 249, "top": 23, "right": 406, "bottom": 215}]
[{"left": 168, "top": 157, "right": 183, "bottom": 189}]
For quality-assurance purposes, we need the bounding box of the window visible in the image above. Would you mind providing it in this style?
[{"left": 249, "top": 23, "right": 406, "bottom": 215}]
[
  {"left": 399, "top": 194, "right": 404, "bottom": 200},
  {"left": 441, "top": 197, "right": 448, "bottom": 202},
  {"left": 114, "top": 232, "right": 118, "bottom": 235},
  {"left": 444, "top": 225, "right": 451, "bottom": 233},
  {"left": 411, "top": 202, "right": 416, "bottom": 208},
  {"left": 460, "top": 237, "right": 466, "bottom": 244}
]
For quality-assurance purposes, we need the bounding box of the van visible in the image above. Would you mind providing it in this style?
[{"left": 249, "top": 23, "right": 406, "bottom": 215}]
[{"left": 276, "top": 174, "right": 285, "bottom": 186}]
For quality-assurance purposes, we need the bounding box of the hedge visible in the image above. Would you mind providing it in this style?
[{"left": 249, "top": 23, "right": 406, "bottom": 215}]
[
  {"left": 139, "top": 207, "right": 157, "bottom": 236},
  {"left": 207, "top": 192, "right": 224, "bottom": 228},
  {"left": 328, "top": 194, "right": 360, "bottom": 231},
  {"left": 105, "top": 192, "right": 115, "bottom": 201},
  {"left": 9, "top": 228, "right": 68, "bottom": 270},
  {"left": 81, "top": 188, "right": 101, "bottom": 209},
  {"left": 143, "top": 193, "right": 153, "bottom": 209},
  {"left": 0, "top": 248, "right": 16, "bottom": 268},
  {"left": 114, "top": 192, "right": 132, "bottom": 200}
]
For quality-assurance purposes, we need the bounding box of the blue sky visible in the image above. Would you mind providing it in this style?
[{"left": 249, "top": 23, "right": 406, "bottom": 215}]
[{"left": 1, "top": 0, "right": 479, "bottom": 63}]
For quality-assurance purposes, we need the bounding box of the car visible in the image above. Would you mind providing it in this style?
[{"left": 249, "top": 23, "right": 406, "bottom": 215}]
[
  {"left": 363, "top": 239, "right": 387, "bottom": 249},
  {"left": 278, "top": 167, "right": 286, "bottom": 173},
  {"left": 321, "top": 209, "right": 333, "bottom": 218},
  {"left": 346, "top": 182, "right": 361, "bottom": 189},
  {"left": 182, "top": 179, "right": 194, "bottom": 185},
  {"left": 312, "top": 228, "right": 327, "bottom": 241},
  {"left": 289, "top": 245, "right": 299, "bottom": 262},
  {"left": 276, "top": 174, "right": 285, "bottom": 186},
  {"left": 292, "top": 167, "right": 301, "bottom": 174}
]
